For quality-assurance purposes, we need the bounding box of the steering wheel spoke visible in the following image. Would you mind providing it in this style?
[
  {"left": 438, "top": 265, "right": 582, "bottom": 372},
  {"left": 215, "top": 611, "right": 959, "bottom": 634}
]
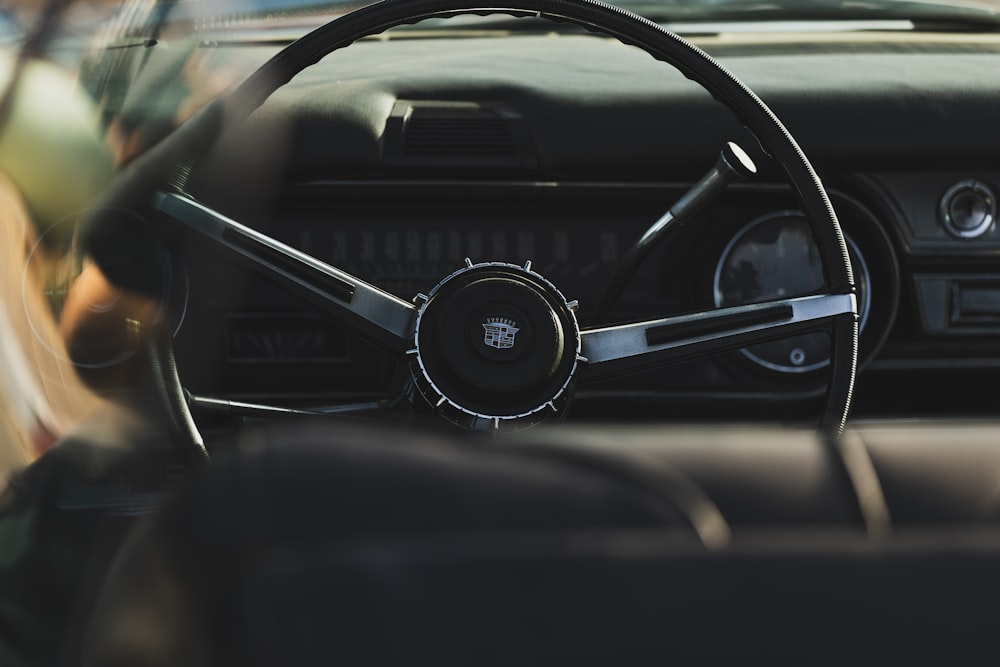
[
  {"left": 154, "top": 192, "right": 416, "bottom": 353},
  {"left": 579, "top": 293, "right": 856, "bottom": 381}
]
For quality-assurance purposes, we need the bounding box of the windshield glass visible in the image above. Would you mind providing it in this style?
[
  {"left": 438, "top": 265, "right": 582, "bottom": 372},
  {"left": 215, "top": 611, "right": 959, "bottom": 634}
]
[
  {"left": 165, "top": 0, "right": 1000, "bottom": 20},
  {"left": 91, "top": 0, "right": 1000, "bottom": 43}
]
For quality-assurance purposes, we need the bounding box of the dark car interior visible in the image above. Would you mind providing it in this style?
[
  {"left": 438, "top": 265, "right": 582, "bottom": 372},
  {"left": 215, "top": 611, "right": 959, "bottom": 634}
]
[{"left": 4, "top": 0, "right": 1000, "bottom": 663}]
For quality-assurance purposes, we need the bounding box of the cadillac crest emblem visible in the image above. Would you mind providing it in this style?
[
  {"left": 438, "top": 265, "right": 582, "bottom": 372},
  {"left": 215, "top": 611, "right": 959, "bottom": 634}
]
[{"left": 482, "top": 317, "right": 519, "bottom": 350}]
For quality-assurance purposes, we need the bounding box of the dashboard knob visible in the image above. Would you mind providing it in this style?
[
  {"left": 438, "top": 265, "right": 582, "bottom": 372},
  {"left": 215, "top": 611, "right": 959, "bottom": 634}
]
[{"left": 939, "top": 180, "right": 996, "bottom": 239}]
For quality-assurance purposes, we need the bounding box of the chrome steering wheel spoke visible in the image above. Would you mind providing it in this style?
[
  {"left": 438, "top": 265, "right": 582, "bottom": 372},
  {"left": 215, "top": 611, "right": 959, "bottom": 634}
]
[
  {"left": 579, "top": 293, "right": 857, "bottom": 381},
  {"left": 154, "top": 191, "right": 416, "bottom": 353}
]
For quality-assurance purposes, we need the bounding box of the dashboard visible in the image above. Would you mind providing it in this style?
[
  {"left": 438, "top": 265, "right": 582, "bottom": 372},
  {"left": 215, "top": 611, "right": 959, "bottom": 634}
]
[{"left": 88, "top": 24, "right": 1000, "bottom": 428}]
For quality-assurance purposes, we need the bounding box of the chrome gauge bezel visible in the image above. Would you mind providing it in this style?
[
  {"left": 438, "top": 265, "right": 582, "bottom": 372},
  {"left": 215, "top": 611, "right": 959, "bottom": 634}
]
[
  {"left": 938, "top": 179, "right": 996, "bottom": 240},
  {"left": 712, "top": 210, "right": 871, "bottom": 374}
]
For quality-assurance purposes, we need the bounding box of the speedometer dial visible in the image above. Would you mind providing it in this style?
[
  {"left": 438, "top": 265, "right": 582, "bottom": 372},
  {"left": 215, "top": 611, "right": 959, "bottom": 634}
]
[{"left": 714, "top": 211, "right": 870, "bottom": 373}]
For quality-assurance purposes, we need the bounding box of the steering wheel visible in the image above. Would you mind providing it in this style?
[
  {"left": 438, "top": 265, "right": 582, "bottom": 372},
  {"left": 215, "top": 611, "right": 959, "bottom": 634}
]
[{"left": 82, "top": 0, "right": 858, "bottom": 439}]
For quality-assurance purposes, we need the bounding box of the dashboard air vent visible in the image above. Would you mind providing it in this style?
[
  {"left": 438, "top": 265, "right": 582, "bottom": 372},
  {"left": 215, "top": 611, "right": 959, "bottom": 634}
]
[
  {"left": 384, "top": 101, "right": 536, "bottom": 171},
  {"left": 404, "top": 108, "right": 516, "bottom": 157}
]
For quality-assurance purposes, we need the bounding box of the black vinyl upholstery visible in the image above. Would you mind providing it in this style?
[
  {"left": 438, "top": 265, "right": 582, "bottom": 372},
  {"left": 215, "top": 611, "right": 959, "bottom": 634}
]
[{"left": 79, "top": 419, "right": 1000, "bottom": 666}]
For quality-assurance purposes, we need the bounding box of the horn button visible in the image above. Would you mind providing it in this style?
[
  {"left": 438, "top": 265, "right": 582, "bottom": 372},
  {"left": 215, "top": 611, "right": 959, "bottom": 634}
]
[{"left": 410, "top": 262, "right": 581, "bottom": 430}]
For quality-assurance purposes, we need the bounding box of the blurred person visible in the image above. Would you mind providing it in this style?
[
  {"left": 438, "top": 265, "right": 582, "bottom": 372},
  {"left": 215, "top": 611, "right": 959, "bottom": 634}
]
[
  {"left": 0, "top": 5, "right": 171, "bottom": 665},
  {"left": 0, "top": 169, "right": 96, "bottom": 467},
  {"left": 0, "top": 0, "right": 255, "bottom": 473},
  {"left": 0, "top": 43, "right": 116, "bottom": 471},
  {"left": 0, "top": 0, "right": 179, "bottom": 472},
  {"left": 0, "top": 1, "right": 290, "bottom": 662}
]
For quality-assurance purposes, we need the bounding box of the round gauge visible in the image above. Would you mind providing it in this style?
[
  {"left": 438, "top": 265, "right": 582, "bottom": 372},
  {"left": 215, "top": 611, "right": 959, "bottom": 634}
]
[
  {"left": 713, "top": 211, "right": 870, "bottom": 374},
  {"left": 939, "top": 179, "right": 996, "bottom": 239}
]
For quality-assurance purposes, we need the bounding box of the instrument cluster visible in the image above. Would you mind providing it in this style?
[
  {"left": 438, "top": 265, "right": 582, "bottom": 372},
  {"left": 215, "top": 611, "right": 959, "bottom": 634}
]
[{"left": 175, "top": 181, "right": 901, "bottom": 405}]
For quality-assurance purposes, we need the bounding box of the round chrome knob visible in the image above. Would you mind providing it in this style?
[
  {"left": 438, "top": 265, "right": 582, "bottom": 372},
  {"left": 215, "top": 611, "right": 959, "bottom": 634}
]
[{"left": 939, "top": 180, "right": 996, "bottom": 239}]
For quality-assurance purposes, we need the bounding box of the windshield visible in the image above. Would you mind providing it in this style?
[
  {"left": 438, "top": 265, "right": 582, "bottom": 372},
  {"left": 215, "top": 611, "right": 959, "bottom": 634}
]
[
  {"left": 164, "top": 0, "right": 1000, "bottom": 20},
  {"left": 85, "top": 0, "right": 1000, "bottom": 44}
]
